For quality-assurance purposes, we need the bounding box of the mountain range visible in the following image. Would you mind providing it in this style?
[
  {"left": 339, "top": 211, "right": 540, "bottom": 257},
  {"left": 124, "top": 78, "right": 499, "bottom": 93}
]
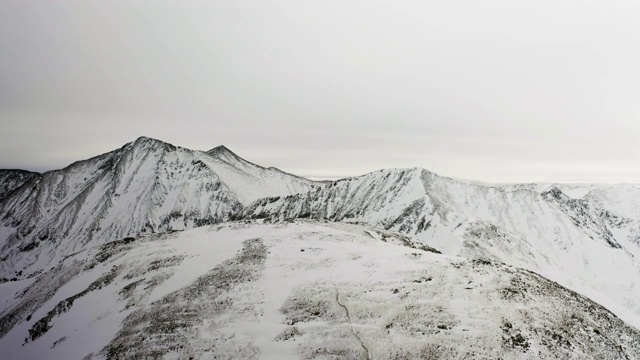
[
  {"left": 0, "top": 137, "right": 312, "bottom": 278},
  {"left": 1, "top": 136, "right": 640, "bottom": 359}
]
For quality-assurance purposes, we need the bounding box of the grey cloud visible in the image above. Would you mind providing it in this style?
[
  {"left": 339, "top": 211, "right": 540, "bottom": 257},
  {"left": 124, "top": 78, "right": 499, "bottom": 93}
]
[{"left": 1, "top": 0, "right": 640, "bottom": 183}]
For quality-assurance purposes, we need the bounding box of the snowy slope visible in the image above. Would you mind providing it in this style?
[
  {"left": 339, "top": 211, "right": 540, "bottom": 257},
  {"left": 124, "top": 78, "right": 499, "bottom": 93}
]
[
  {"left": 1, "top": 220, "right": 639, "bottom": 360},
  {"left": 0, "top": 170, "right": 40, "bottom": 201},
  {"left": 0, "top": 137, "right": 313, "bottom": 279},
  {"left": 203, "top": 145, "right": 317, "bottom": 205},
  {"left": 3, "top": 137, "right": 640, "bottom": 359},
  {"left": 242, "top": 168, "right": 640, "bottom": 327}
]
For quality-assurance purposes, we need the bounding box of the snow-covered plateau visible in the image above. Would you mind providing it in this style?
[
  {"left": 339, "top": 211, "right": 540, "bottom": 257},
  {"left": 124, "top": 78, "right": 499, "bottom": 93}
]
[
  {"left": 2, "top": 220, "right": 640, "bottom": 359},
  {"left": 2, "top": 136, "right": 640, "bottom": 359}
]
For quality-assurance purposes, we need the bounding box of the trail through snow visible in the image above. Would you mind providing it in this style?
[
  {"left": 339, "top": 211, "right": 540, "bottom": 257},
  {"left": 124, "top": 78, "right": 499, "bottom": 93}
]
[{"left": 336, "top": 289, "right": 371, "bottom": 360}]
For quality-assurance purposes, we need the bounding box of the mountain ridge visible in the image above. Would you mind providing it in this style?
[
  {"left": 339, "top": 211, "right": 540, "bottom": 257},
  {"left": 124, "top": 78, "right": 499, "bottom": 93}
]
[
  {"left": 0, "top": 136, "right": 314, "bottom": 278},
  {"left": 0, "top": 170, "right": 41, "bottom": 201},
  {"left": 3, "top": 137, "right": 640, "bottom": 359},
  {"left": 241, "top": 164, "right": 640, "bottom": 328}
]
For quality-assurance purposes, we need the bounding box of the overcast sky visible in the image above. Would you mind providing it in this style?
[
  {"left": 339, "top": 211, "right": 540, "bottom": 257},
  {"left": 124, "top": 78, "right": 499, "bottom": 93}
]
[{"left": 2, "top": 0, "right": 640, "bottom": 183}]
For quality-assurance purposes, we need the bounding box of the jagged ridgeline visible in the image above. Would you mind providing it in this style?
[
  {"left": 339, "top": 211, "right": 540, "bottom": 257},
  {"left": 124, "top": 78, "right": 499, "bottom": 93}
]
[
  {"left": 0, "top": 137, "right": 314, "bottom": 279},
  {"left": 241, "top": 167, "right": 640, "bottom": 328},
  {"left": 2, "top": 136, "right": 640, "bottom": 359},
  {"left": 0, "top": 170, "right": 40, "bottom": 201}
]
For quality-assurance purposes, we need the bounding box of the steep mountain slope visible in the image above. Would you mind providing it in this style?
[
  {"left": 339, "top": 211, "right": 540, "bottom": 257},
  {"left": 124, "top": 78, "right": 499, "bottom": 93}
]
[
  {"left": 0, "top": 137, "right": 313, "bottom": 279},
  {"left": 1, "top": 220, "right": 639, "bottom": 360},
  {"left": 0, "top": 170, "right": 40, "bottom": 201},
  {"left": 242, "top": 168, "right": 640, "bottom": 327},
  {"left": 204, "top": 145, "right": 317, "bottom": 205}
]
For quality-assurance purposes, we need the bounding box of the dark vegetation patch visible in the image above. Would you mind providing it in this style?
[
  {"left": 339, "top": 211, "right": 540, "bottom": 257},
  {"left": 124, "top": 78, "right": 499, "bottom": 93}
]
[
  {"left": 119, "top": 279, "right": 145, "bottom": 299},
  {"left": 388, "top": 343, "right": 449, "bottom": 359},
  {"left": 94, "top": 237, "right": 136, "bottom": 264},
  {"left": 377, "top": 231, "right": 441, "bottom": 254},
  {"left": 51, "top": 336, "right": 66, "bottom": 349},
  {"left": 385, "top": 304, "right": 459, "bottom": 338},
  {"left": 100, "top": 237, "right": 136, "bottom": 252},
  {"left": 281, "top": 296, "right": 334, "bottom": 325},
  {"left": 471, "top": 258, "right": 494, "bottom": 266},
  {"left": 121, "top": 253, "right": 186, "bottom": 281},
  {"left": 0, "top": 261, "right": 84, "bottom": 338},
  {"left": 18, "top": 241, "right": 39, "bottom": 252},
  {"left": 27, "top": 266, "right": 119, "bottom": 342},
  {"left": 119, "top": 279, "right": 146, "bottom": 310},
  {"left": 500, "top": 276, "right": 530, "bottom": 302},
  {"left": 501, "top": 321, "right": 530, "bottom": 352},
  {"left": 274, "top": 326, "right": 302, "bottom": 341},
  {"left": 101, "top": 238, "right": 267, "bottom": 359},
  {"left": 298, "top": 327, "right": 366, "bottom": 360},
  {"left": 412, "top": 276, "right": 433, "bottom": 284},
  {"left": 494, "top": 268, "right": 640, "bottom": 358},
  {"left": 147, "top": 256, "right": 184, "bottom": 273}
]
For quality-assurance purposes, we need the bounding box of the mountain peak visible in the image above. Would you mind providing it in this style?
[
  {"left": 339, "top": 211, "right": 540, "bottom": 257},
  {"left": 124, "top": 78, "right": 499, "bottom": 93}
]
[
  {"left": 133, "top": 136, "right": 157, "bottom": 144},
  {"left": 132, "top": 136, "right": 169, "bottom": 147},
  {"left": 127, "top": 136, "right": 179, "bottom": 154},
  {"left": 207, "top": 145, "right": 233, "bottom": 156},
  {"left": 205, "top": 145, "right": 253, "bottom": 168}
]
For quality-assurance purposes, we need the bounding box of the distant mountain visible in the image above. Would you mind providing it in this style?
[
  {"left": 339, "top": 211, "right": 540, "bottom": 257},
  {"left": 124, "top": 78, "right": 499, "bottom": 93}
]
[
  {"left": 2, "top": 221, "right": 639, "bottom": 360},
  {"left": 0, "top": 170, "right": 40, "bottom": 200},
  {"left": 242, "top": 167, "right": 640, "bottom": 327},
  {"left": 0, "top": 137, "right": 314, "bottom": 278}
]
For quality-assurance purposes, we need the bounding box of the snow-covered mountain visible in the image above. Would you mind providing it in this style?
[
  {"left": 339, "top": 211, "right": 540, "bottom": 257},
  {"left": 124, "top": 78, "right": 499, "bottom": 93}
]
[
  {"left": 2, "top": 220, "right": 639, "bottom": 360},
  {"left": 0, "top": 170, "right": 40, "bottom": 201},
  {"left": 0, "top": 137, "right": 313, "bottom": 279},
  {"left": 242, "top": 168, "right": 640, "bottom": 327},
  {"left": 3, "top": 137, "right": 640, "bottom": 359}
]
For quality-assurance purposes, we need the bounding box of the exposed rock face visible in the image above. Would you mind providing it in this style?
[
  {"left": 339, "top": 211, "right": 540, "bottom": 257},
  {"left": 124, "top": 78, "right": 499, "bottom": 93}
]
[{"left": 0, "top": 170, "right": 40, "bottom": 201}]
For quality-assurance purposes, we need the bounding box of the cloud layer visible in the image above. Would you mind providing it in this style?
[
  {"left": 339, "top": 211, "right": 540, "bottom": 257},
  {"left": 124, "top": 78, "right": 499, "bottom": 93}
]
[{"left": 2, "top": 0, "right": 639, "bottom": 183}]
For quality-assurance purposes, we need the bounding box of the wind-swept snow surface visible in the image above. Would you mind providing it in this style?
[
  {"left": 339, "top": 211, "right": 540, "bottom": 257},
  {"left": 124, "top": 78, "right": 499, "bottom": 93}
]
[{"left": 1, "top": 221, "right": 639, "bottom": 360}]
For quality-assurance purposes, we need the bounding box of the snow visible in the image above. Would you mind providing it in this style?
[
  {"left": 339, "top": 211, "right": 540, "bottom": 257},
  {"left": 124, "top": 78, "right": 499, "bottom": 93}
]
[
  {"left": 0, "top": 278, "right": 35, "bottom": 317},
  {"left": 3, "top": 137, "right": 640, "bottom": 359},
  {"left": 144, "top": 226, "right": 246, "bottom": 303},
  {"left": 0, "top": 137, "right": 314, "bottom": 279},
  {"left": 3, "top": 220, "right": 640, "bottom": 359},
  {"left": 243, "top": 167, "right": 640, "bottom": 331},
  {"left": 0, "top": 170, "right": 39, "bottom": 200}
]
